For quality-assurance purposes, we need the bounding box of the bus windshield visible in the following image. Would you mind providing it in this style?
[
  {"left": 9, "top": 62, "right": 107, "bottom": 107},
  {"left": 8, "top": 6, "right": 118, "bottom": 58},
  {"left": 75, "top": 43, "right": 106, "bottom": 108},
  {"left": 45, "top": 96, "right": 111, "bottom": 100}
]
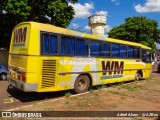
[{"left": 142, "top": 49, "right": 151, "bottom": 63}]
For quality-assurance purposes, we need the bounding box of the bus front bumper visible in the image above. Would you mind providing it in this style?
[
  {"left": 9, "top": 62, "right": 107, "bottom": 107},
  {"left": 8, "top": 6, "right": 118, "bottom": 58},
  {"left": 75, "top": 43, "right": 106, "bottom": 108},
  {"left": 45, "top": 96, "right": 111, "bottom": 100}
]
[{"left": 8, "top": 77, "right": 38, "bottom": 92}]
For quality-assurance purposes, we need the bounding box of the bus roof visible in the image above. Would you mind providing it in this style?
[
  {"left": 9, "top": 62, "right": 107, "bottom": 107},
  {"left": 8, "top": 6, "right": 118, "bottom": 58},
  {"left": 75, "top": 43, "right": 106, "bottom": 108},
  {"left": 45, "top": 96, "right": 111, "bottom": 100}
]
[{"left": 15, "top": 22, "right": 151, "bottom": 50}]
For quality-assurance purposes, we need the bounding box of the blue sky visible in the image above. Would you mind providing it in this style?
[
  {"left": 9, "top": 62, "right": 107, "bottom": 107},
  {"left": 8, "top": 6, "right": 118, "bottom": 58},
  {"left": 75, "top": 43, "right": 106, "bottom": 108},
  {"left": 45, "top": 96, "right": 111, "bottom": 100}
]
[{"left": 68, "top": 0, "right": 160, "bottom": 35}]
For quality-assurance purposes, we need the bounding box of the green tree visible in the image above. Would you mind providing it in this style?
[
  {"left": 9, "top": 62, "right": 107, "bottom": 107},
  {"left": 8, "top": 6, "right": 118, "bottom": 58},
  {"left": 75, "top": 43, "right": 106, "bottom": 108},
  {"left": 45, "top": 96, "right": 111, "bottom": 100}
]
[
  {"left": 108, "top": 16, "right": 160, "bottom": 52},
  {"left": 0, "top": 0, "right": 77, "bottom": 49}
]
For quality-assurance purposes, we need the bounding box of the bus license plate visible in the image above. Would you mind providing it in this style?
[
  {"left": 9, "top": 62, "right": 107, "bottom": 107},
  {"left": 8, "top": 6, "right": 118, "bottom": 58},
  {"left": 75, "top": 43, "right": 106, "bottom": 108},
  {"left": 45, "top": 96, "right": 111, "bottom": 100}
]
[{"left": 12, "top": 72, "right": 17, "bottom": 79}]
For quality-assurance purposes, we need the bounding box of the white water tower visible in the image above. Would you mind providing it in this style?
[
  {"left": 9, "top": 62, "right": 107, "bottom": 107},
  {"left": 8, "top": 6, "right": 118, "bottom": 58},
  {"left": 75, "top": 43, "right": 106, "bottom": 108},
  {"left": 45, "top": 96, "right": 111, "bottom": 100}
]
[{"left": 88, "top": 14, "right": 106, "bottom": 36}]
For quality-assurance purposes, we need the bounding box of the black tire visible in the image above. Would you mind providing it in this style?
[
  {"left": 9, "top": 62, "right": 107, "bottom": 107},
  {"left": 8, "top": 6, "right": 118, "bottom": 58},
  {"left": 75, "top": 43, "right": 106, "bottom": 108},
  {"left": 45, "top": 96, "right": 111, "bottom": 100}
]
[
  {"left": 0, "top": 73, "right": 7, "bottom": 80},
  {"left": 158, "top": 68, "right": 160, "bottom": 73},
  {"left": 74, "top": 75, "right": 90, "bottom": 94}
]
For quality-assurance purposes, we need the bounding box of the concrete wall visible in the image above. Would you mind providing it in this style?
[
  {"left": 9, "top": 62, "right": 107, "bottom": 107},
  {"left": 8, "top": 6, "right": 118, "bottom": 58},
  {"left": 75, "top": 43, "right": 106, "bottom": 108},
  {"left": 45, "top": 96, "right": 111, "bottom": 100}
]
[{"left": 0, "top": 50, "right": 9, "bottom": 68}]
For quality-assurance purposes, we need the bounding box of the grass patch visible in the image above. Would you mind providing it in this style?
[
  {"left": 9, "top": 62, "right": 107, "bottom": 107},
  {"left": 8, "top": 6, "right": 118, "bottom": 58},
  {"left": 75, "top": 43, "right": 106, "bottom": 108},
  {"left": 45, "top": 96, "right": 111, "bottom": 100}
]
[
  {"left": 64, "top": 101, "right": 70, "bottom": 105},
  {"left": 79, "top": 97, "right": 87, "bottom": 102},
  {"left": 65, "top": 92, "right": 72, "bottom": 97},
  {"left": 94, "top": 92, "right": 99, "bottom": 97},
  {"left": 89, "top": 87, "right": 95, "bottom": 93},
  {"left": 109, "top": 91, "right": 125, "bottom": 95},
  {"left": 109, "top": 82, "right": 125, "bottom": 88},
  {"left": 146, "top": 77, "right": 156, "bottom": 81},
  {"left": 97, "top": 85, "right": 106, "bottom": 90},
  {"left": 117, "top": 82, "right": 125, "bottom": 86},
  {"left": 121, "top": 84, "right": 143, "bottom": 91}
]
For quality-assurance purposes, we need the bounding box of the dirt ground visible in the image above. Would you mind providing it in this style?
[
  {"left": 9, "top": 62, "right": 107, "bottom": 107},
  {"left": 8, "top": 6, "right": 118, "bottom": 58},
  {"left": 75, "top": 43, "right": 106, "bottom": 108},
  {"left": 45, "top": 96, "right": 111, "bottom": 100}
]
[{"left": 9, "top": 78, "right": 160, "bottom": 111}]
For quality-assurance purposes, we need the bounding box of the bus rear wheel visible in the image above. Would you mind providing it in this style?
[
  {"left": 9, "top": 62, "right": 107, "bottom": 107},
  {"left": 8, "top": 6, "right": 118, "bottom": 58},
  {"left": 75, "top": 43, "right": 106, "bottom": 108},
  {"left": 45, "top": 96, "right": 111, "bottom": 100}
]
[{"left": 74, "top": 75, "right": 90, "bottom": 94}]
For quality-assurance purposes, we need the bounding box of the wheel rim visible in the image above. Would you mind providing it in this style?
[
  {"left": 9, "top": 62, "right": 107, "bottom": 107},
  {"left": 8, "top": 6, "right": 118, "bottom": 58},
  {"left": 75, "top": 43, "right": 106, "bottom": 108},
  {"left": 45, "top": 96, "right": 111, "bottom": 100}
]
[
  {"left": 78, "top": 79, "right": 86, "bottom": 90},
  {"left": 1, "top": 74, "right": 6, "bottom": 80}
]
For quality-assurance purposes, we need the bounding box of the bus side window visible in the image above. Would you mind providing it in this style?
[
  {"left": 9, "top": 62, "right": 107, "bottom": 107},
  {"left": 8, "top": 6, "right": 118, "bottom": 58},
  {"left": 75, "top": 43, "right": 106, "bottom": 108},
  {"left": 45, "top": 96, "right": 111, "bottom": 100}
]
[
  {"left": 42, "top": 33, "right": 58, "bottom": 54},
  {"left": 61, "top": 36, "right": 75, "bottom": 55},
  {"left": 75, "top": 39, "right": 88, "bottom": 56},
  {"left": 43, "top": 34, "right": 49, "bottom": 54},
  {"left": 50, "top": 35, "right": 58, "bottom": 54},
  {"left": 142, "top": 49, "right": 151, "bottom": 63},
  {"left": 90, "top": 40, "right": 101, "bottom": 57},
  {"left": 101, "top": 42, "right": 110, "bottom": 57},
  {"left": 128, "top": 46, "right": 134, "bottom": 58},
  {"left": 120, "top": 45, "right": 127, "bottom": 58},
  {"left": 134, "top": 47, "right": 140, "bottom": 58},
  {"left": 112, "top": 43, "right": 120, "bottom": 57}
]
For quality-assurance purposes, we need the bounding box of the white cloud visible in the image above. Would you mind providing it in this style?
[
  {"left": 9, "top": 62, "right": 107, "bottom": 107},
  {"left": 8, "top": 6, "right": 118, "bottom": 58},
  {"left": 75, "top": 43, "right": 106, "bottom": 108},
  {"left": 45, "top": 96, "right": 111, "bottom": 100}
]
[
  {"left": 72, "top": 23, "right": 79, "bottom": 29},
  {"left": 69, "top": 2, "right": 94, "bottom": 19},
  {"left": 111, "top": 0, "right": 120, "bottom": 6},
  {"left": 84, "top": 26, "right": 91, "bottom": 31},
  {"left": 95, "top": 11, "right": 108, "bottom": 16},
  {"left": 105, "top": 25, "right": 112, "bottom": 33},
  {"left": 135, "top": 0, "right": 160, "bottom": 13}
]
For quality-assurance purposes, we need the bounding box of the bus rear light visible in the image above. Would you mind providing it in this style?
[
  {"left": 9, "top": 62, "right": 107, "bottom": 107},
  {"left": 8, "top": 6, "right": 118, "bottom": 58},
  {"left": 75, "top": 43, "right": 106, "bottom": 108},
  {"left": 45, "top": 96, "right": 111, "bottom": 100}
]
[
  {"left": 22, "top": 77, "right": 26, "bottom": 82},
  {"left": 21, "top": 72, "right": 26, "bottom": 76},
  {"left": 18, "top": 74, "right": 21, "bottom": 80},
  {"left": 9, "top": 71, "right": 11, "bottom": 76},
  {"left": 8, "top": 66, "right": 10, "bottom": 71},
  {"left": 21, "top": 72, "right": 26, "bottom": 82}
]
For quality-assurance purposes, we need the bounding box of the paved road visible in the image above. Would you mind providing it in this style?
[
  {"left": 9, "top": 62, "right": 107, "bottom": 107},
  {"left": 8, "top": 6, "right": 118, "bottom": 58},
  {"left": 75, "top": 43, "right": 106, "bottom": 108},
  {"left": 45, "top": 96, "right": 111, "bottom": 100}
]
[{"left": 0, "top": 63, "right": 159, "bottom": 111}]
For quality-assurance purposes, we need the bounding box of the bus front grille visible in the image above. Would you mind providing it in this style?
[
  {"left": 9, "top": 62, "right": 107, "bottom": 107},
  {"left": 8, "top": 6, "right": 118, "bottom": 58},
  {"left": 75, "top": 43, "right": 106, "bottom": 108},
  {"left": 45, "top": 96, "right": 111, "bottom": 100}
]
[{"left": 41, "top": 60, "right": 57, "bottom": 88}]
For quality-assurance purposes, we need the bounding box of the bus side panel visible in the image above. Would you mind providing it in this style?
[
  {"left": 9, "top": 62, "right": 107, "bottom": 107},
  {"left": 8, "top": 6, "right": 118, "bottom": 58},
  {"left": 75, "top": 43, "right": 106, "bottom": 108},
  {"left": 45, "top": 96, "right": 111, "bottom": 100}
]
[
  {"left": 143, "top": 64, "right": 152, "bottom": 79},
  {"left": 37, "top": 57, "right": 73, "bottom": 92},
  {"left": 37, "top": 57, "right": 152, "bottom": 92},
  {"left": 97, "top": 58, "right": 129, "bottom": 84}
]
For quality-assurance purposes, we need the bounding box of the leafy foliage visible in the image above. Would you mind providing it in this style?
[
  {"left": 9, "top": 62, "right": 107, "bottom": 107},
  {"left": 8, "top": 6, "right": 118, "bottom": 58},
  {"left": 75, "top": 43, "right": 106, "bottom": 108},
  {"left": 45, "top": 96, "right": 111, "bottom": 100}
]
[
  {"left": 108, "top": 16, "right": 160, "bottom": 52},
  {"left": 0, "top": 0, "right": 77, "bottom": 49}
]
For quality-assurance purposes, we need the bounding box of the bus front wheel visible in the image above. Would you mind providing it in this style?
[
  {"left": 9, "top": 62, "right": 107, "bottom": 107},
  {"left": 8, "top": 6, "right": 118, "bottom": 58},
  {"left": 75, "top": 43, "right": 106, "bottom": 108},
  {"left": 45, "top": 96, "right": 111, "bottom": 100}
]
[
  {"left": 74, "top": 75, "right": 90, "bottom": 94},
  {"left": 135, "top": 73, "right": 141, "bottom": 81}
]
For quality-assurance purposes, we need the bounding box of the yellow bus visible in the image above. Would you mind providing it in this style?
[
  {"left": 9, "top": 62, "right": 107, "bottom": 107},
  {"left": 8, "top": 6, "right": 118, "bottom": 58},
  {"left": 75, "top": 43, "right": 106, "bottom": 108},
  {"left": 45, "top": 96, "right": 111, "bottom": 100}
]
[{"left": 8, "top": 22, "right": 152, "bottom": 93}]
